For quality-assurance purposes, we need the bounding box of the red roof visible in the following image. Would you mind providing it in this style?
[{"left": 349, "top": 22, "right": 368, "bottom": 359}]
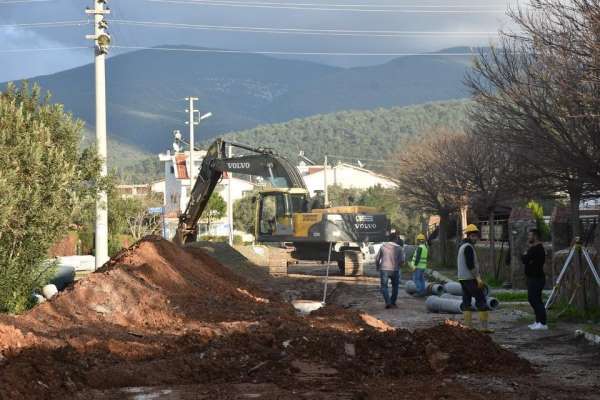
[
  {"left": 175, "top": 154, "right": 189, "bottom": 180},
  {"left": 308, "top": 166, "right": 325, "bottom": 175}
]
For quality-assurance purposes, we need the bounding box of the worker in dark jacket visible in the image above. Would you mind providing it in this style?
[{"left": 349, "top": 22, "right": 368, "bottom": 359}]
[
  {"left": 376, "top": 232, "right": 405, "bottom": 309},
  {"left": 457, "top": 224, "right": 492, "bottom": 332},
  {"left": 522, "top": 228, "right": 548, "bottom": 330}
]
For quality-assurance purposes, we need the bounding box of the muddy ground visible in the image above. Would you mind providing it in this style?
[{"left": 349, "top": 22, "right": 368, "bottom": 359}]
[{"left": 0, "top": 239, "right": 598, "bottom": 399}]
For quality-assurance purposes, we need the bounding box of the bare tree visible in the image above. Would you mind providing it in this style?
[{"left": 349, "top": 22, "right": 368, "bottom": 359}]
[
  {"left": 392, "top": 130, "right": 463, "bottom": 266},
  {"left": 440, "top": 133, "right": 526, "bottom": 275},
  {"left": 128, "top": 210, "right": 161, "bottom": 241},
  {"left": 465, "top": 10, "right": 597, "bottom": 236}
]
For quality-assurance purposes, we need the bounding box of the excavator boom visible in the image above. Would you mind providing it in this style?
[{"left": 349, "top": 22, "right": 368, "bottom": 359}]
[{"left": 175, "top": 138, "right": 306, "bottom": 244}]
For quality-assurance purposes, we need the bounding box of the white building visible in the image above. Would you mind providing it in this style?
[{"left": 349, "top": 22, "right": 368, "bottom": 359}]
[
  {"left": 158, "top": 150, "right": 256, "bottom": 239},
  {"left": 298, "top": 162, "right": 397, "bottom": 197}
]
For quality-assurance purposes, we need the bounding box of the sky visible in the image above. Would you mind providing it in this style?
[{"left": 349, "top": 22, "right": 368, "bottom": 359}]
[{"left": 0, "top": 0, "right": 525, "bottom": 82}]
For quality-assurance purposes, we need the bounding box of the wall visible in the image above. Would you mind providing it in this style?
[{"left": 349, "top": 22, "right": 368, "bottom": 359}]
[{"left": 302, "top": 164, "right": 396, "bottom": 196}]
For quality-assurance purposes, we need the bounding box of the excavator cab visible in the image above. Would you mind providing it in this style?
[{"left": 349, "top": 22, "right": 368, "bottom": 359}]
[{"left": 256, "top": 188, "right": 309, "bottom": 238}]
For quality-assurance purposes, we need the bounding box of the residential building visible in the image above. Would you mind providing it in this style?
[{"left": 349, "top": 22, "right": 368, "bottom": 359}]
[
  {"left": 158, "top": 150, "right": 256, "bottom": 239},
  {"left": 298, "top": 161, "right": 398, "bottom": 197}
]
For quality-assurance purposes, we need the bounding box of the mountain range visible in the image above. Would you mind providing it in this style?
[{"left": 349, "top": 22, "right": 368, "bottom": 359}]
[{"left": 3, "top": 46, "right": 475, "bottom": 159}]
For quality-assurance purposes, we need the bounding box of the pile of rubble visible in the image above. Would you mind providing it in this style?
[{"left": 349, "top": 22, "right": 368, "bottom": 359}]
[{"left": 0, "top": 237, "right": 532, "bottom": 399}]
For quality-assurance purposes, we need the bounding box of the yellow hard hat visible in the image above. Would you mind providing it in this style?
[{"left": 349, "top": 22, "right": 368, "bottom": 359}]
[
  {"left": 464, "top": 224, "right": 480, "bottom": 234},
  {"left": 416, "top": 233, "right": 426, "bottom": 241}
]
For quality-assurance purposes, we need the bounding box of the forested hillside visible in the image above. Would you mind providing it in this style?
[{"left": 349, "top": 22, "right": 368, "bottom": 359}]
[{"left": 222, "top": 100, "right": 470, "bottom": 165}]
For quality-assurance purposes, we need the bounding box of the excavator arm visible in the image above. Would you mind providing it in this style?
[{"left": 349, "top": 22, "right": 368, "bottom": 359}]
[{"left": 175, "top": 138, "right": 306, "bottom": 244}]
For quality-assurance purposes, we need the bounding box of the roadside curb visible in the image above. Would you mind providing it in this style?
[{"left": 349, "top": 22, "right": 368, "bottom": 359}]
[{"left": 575, "top": 329, "right": 600, "bottom": 345}]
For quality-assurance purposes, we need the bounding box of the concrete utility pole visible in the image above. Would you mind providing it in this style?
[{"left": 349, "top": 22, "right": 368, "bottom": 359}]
[
  {"left": 324, "top": 155, "right": 329, "bottom": 207},
  {"left": 185, "top": 97, "right": 199, "bottom": 195},
  {"left": 86, "top": 0, "right": 111, "bottom": 269}
]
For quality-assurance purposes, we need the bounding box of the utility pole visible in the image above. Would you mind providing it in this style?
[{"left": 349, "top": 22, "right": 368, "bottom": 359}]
[
  {"left": 324, "top": 154, "right": 329, "bottom": 207},
  {"left": 86, "top": 0, "right": 111, "bottom": 269},
  {"left": 185, "top": 97, "right": 199, "bottom": 195},
  {"left": 227, "top": 143, "right": 234, "bottom": 246}
]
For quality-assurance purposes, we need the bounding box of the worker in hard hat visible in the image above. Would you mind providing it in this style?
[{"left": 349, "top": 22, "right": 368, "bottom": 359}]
[
  {"left": 457, "top": 224, "right": 492, "bottom": 333},
  {"left": 410, "top": 233, "right": 429, "bottom": 297}
]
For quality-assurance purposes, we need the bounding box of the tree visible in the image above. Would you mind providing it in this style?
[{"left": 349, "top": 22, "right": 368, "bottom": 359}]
[
  {"left": 391, "top": 130, "right": 463, "bottom": 266},
  {"left": 0, "top": 82, "right": 101, "bottom": 313},
  {"left": 465, "top": 0, "right": 600, "bottom": 237},
  {"left": 203, "top": 193, "right": 226, "bottom": 232},
  {"left": 439, "top": 133, "right": 523, "bottom": 272},
  {"left": 233, "top": 191, "right": 258, "bottom": 234}
]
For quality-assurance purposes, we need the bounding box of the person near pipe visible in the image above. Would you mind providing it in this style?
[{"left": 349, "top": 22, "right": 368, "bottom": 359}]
[
  {"left": 375, "top": 232, "right": 405, "bottom": 309},
  {"left": 410, "top": 233, "right": 429, "bottom": 297},
  {"left": 457, "top": 224, "right": 493, "bottom": 333},
  {"left": 522, "top": 228, "right": 548, "bottom": 330}
]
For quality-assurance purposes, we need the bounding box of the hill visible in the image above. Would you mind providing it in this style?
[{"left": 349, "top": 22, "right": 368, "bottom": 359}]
[
  {"left": 5, "top": 46, "right": 475, "bottom": 155},
  {"left": 222, "top": 100, "right": 471, "bottom": 167}
]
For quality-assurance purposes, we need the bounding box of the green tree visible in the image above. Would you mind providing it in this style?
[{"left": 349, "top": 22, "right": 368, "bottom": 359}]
[
  {"left": 0, "top": 82, "right": 101, "bottom": 313},
  {"left": 527, "top": 200, "right": 550, "bottom": 241},
  {"left": 204, "top": 193, "right": 226, "bottom": 231},
  {"left": 233, "top": 191, "right": 258, "bottom": 234}
]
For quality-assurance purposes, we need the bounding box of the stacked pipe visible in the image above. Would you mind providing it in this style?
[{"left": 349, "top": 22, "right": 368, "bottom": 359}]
[
  {"left": 405, "top": 280, "right": 444, "bottom": 296},
  {"left": 443, "top": 281, "right": 490, "bottom": 297},
  {"left": 426, "top": 293, "right": 500, "bottom": 314}
]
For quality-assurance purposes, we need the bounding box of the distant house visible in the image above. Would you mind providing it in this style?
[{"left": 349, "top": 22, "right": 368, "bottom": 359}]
[
  {"left": 117, "top": 181, "right": 165, "bottom": 200},
  {"left": 117, "top": 184, "right": 151, "bottom": 199},
  {"left": 158, "top": 150, "right": 257, "bottom": 239},
  {"left": 298, "top": 162, "right": 397, "bottom": 197}
]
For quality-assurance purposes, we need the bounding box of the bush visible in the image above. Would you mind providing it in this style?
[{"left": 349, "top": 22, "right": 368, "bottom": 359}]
[{"left": 0, "top": 83, "right": 101, "bottom": 313}]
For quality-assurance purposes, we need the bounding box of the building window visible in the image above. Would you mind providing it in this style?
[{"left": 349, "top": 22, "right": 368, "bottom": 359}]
[{"left": 170, "top": 166, "right": 175, "bottom": 174}]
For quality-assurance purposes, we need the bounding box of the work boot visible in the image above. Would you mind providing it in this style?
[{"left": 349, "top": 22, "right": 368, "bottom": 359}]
[
  {"left": 463, "top": 310, "right": 473, "bottom": 328},
  {"left": 478, "top": 311, "right": 494, "bottom": 334}
]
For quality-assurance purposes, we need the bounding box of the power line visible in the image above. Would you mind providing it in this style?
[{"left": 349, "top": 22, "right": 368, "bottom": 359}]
[
  {"left": 111, "top": 19, "right": 505, "bottom": 38},
  {"left": 0, "top": 20, "right": 89, "bottom": 29},
  {"left": 0, "top": 0, "right": 50, "bottom": 4},
  {"left": 111, "top": 45, "right": 479, "bottom": 57},
  {"left": 0, "top": 46, "right": 90, "bottom": 53},
  {"left": 146, "top": 0, "right": 507, "bottom": 14},
  {"left": 149, "top": 0, "right": 510, "bottom": 8}
]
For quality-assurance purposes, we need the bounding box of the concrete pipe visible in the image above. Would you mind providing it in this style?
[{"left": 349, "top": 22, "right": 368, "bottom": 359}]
[
  {"left": 427, "top": 283, "right": 444, "bottom": 296},
  {"left": 42, "top": 284, "right": 58, "bottom": 300},
  {"left": 405, "top": 280, "right": 417, "bottom": 294},
  {"left": 50, "top": 265, "right": 76, "bottom": 291},
  {"left": 443, "top": 281, "right": 489, "bottom": 296},
  {"left": 425, "top": 296, "right": 463, "bottom": 314},
  {"left": 405, "top": 281, "right": 444, "bottom": 296},
  {"left": 440, "top": 293, "right": 500, "bottom": 311}
]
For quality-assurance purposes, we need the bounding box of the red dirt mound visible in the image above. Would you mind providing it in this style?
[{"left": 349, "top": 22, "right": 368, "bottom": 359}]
[{"left": 0, "top": 237, "right": 532, "bottom": 399}]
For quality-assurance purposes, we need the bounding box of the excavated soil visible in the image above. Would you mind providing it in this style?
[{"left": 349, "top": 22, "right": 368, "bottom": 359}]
[{"left": 0, "top": 237, "right": 532, "bottom": 399}]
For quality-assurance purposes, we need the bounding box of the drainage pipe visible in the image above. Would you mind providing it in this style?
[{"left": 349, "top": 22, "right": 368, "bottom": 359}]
[
  {"left": 405, "top": 280, "right": 444, "bottom": 296},
  {"left": 443, "top": 281, "right": 489, "bottom": 296},
  {"left": 425, "top": 296, "right": 463, "bottom": 314},
  {"left": 440, "top": 293, "right": 500, "bottom": 310}
]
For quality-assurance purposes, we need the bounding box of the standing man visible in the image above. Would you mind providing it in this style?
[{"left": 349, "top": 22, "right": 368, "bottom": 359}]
[
  {"left": 376, "top": 232, "right": 405, "bottom": 309},
  {"left": 522, "top": 228, "right": 548, "bottom": 330},
  {"left": 457, "top": 224, "right": 493, "bottom": 333},
  {"left": 410, "top": 233, "right": 429, "bottom": 297}
]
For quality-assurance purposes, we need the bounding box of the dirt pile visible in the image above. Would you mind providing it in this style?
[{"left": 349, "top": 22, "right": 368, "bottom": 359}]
[{"left": 0, "top": 237, "right": 532, "bottom": 399}]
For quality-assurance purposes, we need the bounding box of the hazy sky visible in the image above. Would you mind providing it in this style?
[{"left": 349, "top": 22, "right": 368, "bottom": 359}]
[{"left": 0, "top": 0, "right": 524, "bottom": 82}]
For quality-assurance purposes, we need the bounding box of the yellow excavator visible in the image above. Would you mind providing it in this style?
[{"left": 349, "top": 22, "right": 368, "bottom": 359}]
[{"left": 175, "top": 139, "right": 390, "bottom": 275}]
